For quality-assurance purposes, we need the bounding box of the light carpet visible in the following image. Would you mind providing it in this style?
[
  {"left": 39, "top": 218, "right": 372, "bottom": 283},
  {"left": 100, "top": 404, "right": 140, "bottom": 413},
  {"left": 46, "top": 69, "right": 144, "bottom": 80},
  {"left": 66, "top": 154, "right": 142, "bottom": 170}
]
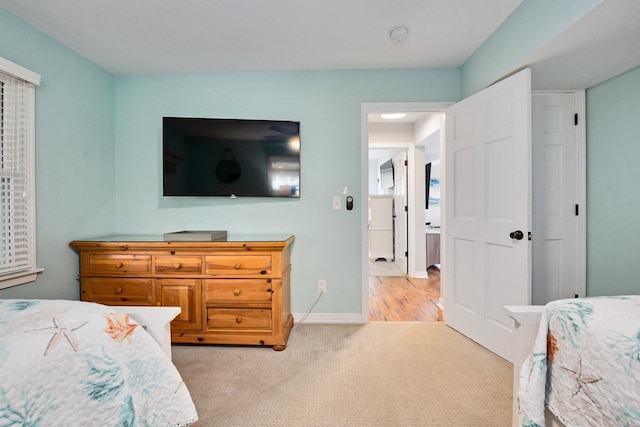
[{"left": 172, "top": 322, "right": 513, "bottom": 426}]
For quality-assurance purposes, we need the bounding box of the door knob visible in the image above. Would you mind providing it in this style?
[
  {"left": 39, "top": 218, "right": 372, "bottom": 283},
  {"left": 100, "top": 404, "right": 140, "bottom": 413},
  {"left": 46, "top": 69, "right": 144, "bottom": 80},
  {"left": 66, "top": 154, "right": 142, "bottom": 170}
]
[{"left": 509, "top": 230, "right": 524, "bottom": 240}]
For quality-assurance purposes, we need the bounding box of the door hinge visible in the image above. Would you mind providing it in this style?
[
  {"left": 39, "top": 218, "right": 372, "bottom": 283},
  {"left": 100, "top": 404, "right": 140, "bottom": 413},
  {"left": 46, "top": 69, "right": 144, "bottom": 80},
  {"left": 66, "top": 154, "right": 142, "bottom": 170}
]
[
  {"left": 574, "top": 113, "right": 578, "bottom": 126},
  {"left": 404, "top": 205, "right": 408, "bottom": 212},
  {"left": 528, "top": 232, "right": 532, "bottom": 241},
  {"left": 404, "top": 160, "right": 408, "bottom": 166},
  {"left": 405, "top": 251, "right": 408, "bottom": 257},
  {"left": 575, "top": 204, "right": 579, "bottom": 216}
]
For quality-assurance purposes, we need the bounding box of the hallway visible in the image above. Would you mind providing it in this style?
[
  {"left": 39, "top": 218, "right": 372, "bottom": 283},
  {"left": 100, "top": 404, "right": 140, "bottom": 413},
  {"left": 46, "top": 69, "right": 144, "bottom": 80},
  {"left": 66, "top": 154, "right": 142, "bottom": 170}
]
[{"left": 369, "top": 263, "right": 441, "bottom": 321}]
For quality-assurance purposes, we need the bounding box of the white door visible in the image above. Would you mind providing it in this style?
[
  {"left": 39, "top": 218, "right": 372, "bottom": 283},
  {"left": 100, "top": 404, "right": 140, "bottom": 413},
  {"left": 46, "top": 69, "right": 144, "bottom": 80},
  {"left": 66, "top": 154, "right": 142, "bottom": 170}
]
[
  {"left": 443, "top": 69, "right": 532, "bottom": 363},
  {"left": 393, "top": 152, "right": 408, "bottom": 274},
  {"left": 532, "top": 92, "right": 584, "bottom": 303}
]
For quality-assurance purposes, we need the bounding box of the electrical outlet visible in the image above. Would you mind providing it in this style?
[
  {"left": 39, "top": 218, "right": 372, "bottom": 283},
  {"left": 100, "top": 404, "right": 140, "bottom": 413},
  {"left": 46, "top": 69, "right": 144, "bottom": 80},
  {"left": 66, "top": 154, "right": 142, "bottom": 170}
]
[{"left": 318, "top": 279, "right": 327, "bottom": 294}]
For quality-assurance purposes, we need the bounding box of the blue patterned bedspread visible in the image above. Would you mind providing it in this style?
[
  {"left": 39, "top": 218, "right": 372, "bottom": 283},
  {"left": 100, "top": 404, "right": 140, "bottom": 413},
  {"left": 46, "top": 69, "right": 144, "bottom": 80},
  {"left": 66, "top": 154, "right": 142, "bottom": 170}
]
[
  {"left": 0, "top": 299, "right": 198, "bottom": 426},
  {"left": 518, "top": 295, "right": 640, "bottom": 427}
]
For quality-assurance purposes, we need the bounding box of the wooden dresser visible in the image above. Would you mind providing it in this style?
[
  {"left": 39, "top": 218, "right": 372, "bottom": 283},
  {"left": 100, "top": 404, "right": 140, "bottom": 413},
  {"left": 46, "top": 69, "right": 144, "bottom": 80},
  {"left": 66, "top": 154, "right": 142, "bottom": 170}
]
[{"left": 70, "top": 234, "right": 294, "bottom": 350}]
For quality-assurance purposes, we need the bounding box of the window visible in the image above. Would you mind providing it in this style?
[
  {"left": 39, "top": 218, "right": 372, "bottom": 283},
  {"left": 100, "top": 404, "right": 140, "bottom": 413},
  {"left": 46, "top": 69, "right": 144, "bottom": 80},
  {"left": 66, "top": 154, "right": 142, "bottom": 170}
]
[{"left": 0, "top": 56, "right": 42, "bottom": 289}]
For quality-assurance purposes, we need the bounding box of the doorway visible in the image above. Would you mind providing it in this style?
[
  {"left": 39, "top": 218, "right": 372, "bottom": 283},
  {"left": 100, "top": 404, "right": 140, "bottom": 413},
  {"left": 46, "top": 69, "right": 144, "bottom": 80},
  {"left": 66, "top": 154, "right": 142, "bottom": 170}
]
[{"left": 364, "top": 103, "right": 451, "bottom": 321}]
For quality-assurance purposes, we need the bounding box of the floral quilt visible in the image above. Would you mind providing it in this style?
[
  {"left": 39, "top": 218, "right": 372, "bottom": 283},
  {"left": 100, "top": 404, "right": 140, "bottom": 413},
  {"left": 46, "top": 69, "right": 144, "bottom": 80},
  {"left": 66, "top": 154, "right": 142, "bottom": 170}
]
[
  {"left": 0, "top": 299, "right": 198, "bottom": 426},
  {"left": 518, "top": 295, "right": 640, "bottom": 427}
]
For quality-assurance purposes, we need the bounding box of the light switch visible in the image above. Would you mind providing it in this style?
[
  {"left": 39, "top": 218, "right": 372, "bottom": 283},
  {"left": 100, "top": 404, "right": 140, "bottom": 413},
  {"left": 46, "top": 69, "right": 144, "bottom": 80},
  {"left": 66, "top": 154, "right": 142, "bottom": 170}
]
[{"left": 332, "top": 197, "right": 341, "bottom": 210}]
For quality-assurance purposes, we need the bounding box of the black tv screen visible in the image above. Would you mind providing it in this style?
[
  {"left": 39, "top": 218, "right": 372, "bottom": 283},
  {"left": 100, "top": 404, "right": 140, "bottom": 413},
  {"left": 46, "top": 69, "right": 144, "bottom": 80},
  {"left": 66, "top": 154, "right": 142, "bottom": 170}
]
[{"left": 163, "top": 117, "right": 300, "bottom": 197}]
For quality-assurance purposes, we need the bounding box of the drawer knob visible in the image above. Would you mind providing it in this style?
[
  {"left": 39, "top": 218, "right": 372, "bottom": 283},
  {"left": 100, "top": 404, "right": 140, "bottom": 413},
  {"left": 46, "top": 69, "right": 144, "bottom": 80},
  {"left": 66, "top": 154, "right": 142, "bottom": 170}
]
[
  {"left": 115, "top": 287, "right": 123, "bottom": 294},
  {"left": 156, "top": 302, "right": 162, "bottom": 306},
  {"left": 234, "top": 263, "right": 241, "bottom": 270},
  {"left": 233, "top": 289, "right": 241, "bottom": 296},
  {"left": 173, "top": 263, "right": 181, "bottom": 269},
  {"left": 115, "top": 262, "right": 123, "bottom": 268},
  {"left": 235, "top": 316, "right": 243, "bottom": 324}
]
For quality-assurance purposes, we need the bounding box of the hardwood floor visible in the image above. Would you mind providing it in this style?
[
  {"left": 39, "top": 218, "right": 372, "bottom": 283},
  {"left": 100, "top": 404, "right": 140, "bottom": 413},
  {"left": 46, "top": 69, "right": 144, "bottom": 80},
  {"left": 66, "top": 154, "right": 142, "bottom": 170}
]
[{"left": 369, "top": 266, "right": 441, "bottom": 321}]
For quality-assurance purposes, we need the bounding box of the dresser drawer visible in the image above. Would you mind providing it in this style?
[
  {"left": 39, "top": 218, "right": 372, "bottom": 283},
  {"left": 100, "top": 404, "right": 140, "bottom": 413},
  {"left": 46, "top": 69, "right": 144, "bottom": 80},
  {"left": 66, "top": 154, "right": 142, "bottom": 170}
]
[
  {"left": 89, "top": 254, "right": 151, "bottom": 275},
  {"left": 205, "top": 255, "right": 271, "bottom": 275},
  {"left": 207, "top": 308, "right": 271, "bottom": 329},
  {"left": 155, "top": 256, "right": 202, "bottom": 275},
  {"left": 84, "top": 277, "right": 153, "bottom": 303},
  {"left": 205, "top": 279, "right": 272, "bottom": 304}
]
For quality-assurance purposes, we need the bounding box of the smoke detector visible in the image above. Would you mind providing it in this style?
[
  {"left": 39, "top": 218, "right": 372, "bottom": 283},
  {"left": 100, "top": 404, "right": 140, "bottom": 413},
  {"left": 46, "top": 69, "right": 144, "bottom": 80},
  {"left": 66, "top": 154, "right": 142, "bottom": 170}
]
[{"left": 390, "top": 27, "right": 409, "bottom": 43}]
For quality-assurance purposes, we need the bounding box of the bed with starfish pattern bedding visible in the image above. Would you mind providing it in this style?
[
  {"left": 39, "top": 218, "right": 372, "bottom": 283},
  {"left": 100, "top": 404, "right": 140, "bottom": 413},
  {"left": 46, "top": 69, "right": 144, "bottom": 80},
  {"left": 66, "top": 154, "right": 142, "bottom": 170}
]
[
  {"left": 0, "top": 299, "right": 198, "bottom": 426},
  {"left": 517, "top": 295, "right": 640, "bottom": 427}
]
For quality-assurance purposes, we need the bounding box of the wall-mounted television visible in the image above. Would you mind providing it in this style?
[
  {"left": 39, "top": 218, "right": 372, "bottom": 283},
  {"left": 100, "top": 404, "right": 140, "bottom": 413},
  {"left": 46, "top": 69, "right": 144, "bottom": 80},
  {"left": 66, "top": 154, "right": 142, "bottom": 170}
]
[{"left": 163, "top": 117, "right": 300, "bottom": 197}]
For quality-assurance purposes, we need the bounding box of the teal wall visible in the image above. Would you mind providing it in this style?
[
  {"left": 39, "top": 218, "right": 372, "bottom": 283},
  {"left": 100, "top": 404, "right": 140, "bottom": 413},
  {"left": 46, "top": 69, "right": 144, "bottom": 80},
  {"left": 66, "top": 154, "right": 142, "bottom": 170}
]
[
  {"left": 113, "top": 69, "right": 460, "bottom": 314},
  {"left": 586, "top": 66, "right": 640, "bottom": 296},
  {"left": 0, "top": 8, "right": 116, "bottom": 299}
]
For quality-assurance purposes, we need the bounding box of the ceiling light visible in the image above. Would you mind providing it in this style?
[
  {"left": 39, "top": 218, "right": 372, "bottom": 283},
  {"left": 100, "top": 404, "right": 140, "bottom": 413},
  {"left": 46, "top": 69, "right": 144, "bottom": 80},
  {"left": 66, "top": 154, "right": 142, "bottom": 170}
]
[
  {"left": 389, "top": 27, "right": 409, "bottom": 43},
  {"left": 380, "top": 113, "right": 407, "bottom": 120}
]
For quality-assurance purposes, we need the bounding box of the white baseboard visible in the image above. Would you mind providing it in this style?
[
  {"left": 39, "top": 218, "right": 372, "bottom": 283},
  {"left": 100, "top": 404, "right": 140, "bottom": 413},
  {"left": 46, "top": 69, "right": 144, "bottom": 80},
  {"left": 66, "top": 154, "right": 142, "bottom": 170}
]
[{"left": 292, "top": 313, "right": 366, "bottom": 324}]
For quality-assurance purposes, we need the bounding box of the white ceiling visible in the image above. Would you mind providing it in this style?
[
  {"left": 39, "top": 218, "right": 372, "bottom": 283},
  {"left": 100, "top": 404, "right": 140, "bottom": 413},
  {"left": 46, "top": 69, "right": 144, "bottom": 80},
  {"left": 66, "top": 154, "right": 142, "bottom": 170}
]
[
  {"left": 0, "top": 0, "right": 522, "bottom": 75},
  {"left": 3, "top": 0, "right": 640, "bottom": 163},
  {"left": 1, "top": 1, "right": 638, "bottom": 88}
]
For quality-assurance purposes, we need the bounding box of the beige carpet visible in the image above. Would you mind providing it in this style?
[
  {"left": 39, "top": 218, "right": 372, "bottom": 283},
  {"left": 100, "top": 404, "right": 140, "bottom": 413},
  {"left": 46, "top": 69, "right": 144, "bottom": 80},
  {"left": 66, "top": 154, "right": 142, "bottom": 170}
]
[{"left": 172, "top": 322, "right": 513, "bottom": 426}]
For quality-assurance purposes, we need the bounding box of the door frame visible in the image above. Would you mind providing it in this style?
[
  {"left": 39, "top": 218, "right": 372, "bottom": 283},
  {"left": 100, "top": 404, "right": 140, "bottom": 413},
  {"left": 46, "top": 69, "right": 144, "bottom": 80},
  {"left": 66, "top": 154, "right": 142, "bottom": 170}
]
[{"left": 361, "top": 102, "right": 453, "bottom": 322}]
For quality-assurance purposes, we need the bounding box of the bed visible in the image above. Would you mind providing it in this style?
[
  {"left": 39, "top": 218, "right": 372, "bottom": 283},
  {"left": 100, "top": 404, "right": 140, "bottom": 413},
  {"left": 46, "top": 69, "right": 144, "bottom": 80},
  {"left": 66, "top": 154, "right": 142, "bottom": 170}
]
[
  {"left": 506, "top": 296, "right": 640, "bottom": 427},
  {"left": 0, "top": 299, "right": 198, "bottom": 426}
]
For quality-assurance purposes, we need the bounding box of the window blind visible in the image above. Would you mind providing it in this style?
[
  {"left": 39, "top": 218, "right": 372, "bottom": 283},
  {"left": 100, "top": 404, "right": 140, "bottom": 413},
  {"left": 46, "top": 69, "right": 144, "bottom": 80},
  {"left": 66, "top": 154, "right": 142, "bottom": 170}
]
[{"left": 0, "top": 72, "right": 34, "bottom": 274}]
